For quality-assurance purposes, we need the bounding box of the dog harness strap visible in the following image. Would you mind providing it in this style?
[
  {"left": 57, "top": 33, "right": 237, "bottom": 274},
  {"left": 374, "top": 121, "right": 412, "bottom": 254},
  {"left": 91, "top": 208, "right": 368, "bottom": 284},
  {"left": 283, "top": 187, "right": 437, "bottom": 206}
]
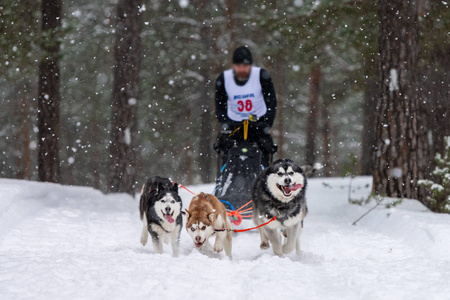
[
  {"left": 270, "top": 198, "right": 291, "bottom": 211},
  {"left": 177, "top": 183, "right": 196, "bottom": 195},
  {"left": 213, "top": 215, "right": 277, "bottom": 233}
]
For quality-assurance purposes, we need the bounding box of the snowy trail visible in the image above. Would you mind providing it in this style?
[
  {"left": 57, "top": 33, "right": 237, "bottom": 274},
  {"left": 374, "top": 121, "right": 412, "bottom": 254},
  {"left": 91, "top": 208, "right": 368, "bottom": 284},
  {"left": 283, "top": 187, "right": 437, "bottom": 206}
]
[{"left": 1, "top": 177, "right": 449, "bottom": 300}]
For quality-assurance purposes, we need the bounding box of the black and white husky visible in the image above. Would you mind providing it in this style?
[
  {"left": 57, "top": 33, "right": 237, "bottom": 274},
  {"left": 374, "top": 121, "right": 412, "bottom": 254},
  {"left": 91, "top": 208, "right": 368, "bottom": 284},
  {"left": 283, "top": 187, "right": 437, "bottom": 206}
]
[
  {"left": 252, "top": 159, "right": 318, "bottom": 256},
  {"left": 139, "top": 177, "right": 183, "bottom": 256}
]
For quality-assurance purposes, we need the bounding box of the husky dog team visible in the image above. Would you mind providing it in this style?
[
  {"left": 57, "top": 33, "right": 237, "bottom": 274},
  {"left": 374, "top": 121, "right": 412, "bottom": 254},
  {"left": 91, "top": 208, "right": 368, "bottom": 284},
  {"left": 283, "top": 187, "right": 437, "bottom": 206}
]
[
  {"left": 139, "top": 46, "right": 315, "bottom": 259},
  {"left": 139, "top": 159, "right": 318, "bottom": 259}
]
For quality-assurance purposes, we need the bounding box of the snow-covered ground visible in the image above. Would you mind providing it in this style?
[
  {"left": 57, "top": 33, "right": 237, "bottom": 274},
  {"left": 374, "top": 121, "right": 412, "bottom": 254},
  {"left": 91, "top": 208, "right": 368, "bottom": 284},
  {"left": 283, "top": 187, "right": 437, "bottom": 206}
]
[{"left": 1, "top": 177, "right": 449, "bottom": 300}]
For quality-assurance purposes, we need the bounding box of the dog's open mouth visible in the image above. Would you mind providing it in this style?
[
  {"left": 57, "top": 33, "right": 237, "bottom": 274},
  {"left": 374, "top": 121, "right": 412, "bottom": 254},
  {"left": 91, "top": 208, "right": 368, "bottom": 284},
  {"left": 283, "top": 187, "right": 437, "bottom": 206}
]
[
  {"left": 277, "top": 183, "right": 303, "bottom": 197},
  {"left": 195, "top": 240, "right": 205, "bottom": 248},
  {"left": 162, "top": 211, "right": 175, "bottom": 223}
]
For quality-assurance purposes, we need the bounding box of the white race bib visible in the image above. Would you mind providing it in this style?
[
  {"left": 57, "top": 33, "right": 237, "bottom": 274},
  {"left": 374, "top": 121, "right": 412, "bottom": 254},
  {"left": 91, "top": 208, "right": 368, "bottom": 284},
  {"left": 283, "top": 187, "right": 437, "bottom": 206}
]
[{"left": 224, "top": 66, "right": 267, "bottom": 122}]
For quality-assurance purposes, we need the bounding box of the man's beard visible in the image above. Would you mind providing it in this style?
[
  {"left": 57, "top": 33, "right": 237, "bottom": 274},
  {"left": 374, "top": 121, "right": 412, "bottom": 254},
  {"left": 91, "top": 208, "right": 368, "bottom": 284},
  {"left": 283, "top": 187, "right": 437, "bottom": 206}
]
[{"left": 235, "top": 71, "right": 250, "bottom": 81}]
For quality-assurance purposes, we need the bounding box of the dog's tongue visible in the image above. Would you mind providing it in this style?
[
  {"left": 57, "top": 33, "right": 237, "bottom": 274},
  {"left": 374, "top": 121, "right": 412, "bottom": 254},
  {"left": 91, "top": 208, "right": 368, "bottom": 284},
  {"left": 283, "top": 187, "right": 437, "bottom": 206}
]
[
  {"left": 285, "top": 183, "right": 303, "bottom": 192},
  {"left": 165, "top": 214, "right": 175, "bottom": 223}
]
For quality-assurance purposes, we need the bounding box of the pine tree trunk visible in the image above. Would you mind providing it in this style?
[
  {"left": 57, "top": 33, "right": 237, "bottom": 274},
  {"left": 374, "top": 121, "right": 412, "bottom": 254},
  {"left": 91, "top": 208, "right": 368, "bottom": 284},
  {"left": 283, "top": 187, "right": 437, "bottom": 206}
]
[
  {"left": 108, "top": 0, "right": 143, "bottom": 194},
  {"left": 38, "top": 0, "right": 61, "bottom": 183},
  {"left": 277, "top": 97, "right": 285, "bottom": 159},
  {"left": 305, "top": 65, "right": 320, "bottom": 165},
  {"left": 225, "top": 0, "right": 236, "bottom": 57},
  {"left": 373, "top": 0, "right": 426, "bottom": 199},
  {"left": 185, "top": 143, "right": 193, "bottom": 185},
  {"left": 197, "top": 81, "right": 213, "bottom": 184},
  {"left": 21, "top": 94, "right": 31, "bottom": 179},
  {"left": 14, "top": 98, "right": 23, "bottom": 178},
  {"left": 185, "top": 108, "right": 193, "bottom": 185},
  {"left": 321, "top": 104, "right": 331, "bottom": 176},
  {"left": 421, "top": 51, "right": 450, "bottom": 161},
  {"left": 360, "top": 80, "right": 378, "bottom": 175},
  {"left": 274, "top": 58, "right": 284, "bottom": 159},
  {"left": 91, "top": 128, "right": 101, "bottom": 190},
  {"left": 197, "top": 0, "right": 213, "bottom": 183}
]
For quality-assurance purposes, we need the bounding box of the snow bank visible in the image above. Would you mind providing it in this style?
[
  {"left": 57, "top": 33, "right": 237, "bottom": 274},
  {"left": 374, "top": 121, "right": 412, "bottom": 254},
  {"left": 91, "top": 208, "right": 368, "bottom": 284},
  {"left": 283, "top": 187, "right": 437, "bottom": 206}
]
[{"left": 0, "top": 177, "right": 449, "bottom": 300}]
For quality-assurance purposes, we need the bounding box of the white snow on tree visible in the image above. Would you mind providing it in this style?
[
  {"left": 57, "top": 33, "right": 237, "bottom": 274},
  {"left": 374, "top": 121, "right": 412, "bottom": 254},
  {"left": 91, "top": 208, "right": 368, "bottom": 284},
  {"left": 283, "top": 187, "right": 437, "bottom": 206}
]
[{"left": 418, "top": 136, "right": 450, "bottom": 213}]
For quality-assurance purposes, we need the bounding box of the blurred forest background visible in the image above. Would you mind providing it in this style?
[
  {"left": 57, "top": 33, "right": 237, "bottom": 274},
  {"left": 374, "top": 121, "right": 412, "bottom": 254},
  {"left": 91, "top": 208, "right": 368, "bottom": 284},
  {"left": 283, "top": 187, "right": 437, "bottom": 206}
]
[{"left": 0, "top": 1, "right": 449, "bottom": 202}]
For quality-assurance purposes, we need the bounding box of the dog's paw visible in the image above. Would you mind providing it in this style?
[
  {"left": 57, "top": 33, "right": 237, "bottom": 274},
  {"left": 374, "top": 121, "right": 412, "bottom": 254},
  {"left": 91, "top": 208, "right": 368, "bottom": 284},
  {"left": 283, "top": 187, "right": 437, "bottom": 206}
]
[
  {"left": 260, "top": 241, "right": 270, "bottom": 250},
  {"left": 141, "top": 235, "right": 148, "bottom": 246},
  {"left": 214, "top": 240, "right": 224, "bottom": 253},
  {"left": 273, "top": 247, "right": 283, "bottom": 256},
  {"left": 282, "top": 243, "right": 295, "bottom": 254},
  {"left": 214, "top": 245, "right": 224, "bottom": 253}
]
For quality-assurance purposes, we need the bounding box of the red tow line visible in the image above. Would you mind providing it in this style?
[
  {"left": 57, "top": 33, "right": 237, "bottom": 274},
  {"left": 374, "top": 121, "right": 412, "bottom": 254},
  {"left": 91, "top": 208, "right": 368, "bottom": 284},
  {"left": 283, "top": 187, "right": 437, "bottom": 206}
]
[
  {"left": 222, "top": 216, "right": 277, "bottom": 233},
  {"left": 178, "top": 183, "right": 196, "bottom": 196}
]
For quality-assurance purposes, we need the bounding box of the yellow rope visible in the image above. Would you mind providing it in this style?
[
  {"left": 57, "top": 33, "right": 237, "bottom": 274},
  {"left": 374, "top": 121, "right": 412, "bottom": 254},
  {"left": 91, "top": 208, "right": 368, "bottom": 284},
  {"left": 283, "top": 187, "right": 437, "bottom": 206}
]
[
  {"left": 228, "top": 125, "right": 241, "bottom": 137},
  {"left": 243, "top": 120, "right": 249, "bottom": 140}
]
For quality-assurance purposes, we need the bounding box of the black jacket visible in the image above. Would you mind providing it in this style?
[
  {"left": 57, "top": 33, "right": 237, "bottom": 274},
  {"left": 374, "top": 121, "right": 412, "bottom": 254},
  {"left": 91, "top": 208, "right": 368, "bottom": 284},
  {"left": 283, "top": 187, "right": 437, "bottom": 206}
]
[{"left": 215, "top": 68, "right": 277, "bottom": 127}]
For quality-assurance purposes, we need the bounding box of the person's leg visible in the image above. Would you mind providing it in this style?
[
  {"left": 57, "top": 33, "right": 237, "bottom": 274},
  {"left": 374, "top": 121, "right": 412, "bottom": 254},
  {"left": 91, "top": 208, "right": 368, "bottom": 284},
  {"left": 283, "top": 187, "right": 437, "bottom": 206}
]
[
  {"left": 214, "top": 134, "right": 230, "bottom": 176},
  {"left": 261, "top": 151, "right": 270, "bottom": 168},
  {"left": 257, "top": 134, "right": 276, "bottom": 168}
]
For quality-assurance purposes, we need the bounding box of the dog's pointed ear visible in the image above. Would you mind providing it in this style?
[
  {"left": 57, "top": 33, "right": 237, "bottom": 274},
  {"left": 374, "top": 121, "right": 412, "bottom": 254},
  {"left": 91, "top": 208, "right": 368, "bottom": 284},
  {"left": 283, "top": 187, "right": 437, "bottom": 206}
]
[
  {"left": 184, "top": 209, "right": 190, "bottom": 218},
  {"left": 301, "top": 163, "right": 322, "bottom": 178},
  {"left": 157, "top": 181, "right": 165, "bottom": 192},
  {"left": 171, "top": 182, "right": 178, "bottom": 193},
  {"left": 149, "top": 183, "right": 157, "bottom": 194},
  {"left": 208, "top": 213, "right": 216, "bottom": 222}
]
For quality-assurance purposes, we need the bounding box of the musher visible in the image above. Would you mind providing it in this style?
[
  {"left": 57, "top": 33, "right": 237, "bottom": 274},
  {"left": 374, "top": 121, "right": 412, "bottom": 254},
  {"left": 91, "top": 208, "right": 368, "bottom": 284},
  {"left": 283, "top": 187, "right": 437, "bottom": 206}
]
[{"left": 214, "top": 46, "right": 278, "bottom": 167}]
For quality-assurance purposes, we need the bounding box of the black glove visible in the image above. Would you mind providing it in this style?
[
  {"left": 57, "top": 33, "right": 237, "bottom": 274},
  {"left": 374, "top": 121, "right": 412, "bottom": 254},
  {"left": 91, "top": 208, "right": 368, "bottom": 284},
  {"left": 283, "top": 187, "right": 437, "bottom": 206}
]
[
  {"left": 214, "top": 133, "right": 235, "bottom": 153},
  {"left": 258, "top": 136, "right": 278, "bottom": 154}
]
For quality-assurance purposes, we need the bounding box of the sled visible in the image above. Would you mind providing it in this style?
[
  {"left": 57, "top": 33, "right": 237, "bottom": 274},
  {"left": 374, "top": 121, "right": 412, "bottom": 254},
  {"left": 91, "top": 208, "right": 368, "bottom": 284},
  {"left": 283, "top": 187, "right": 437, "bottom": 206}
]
[{"left": 213, "top": 119, "right": 268, "bottom": 227}]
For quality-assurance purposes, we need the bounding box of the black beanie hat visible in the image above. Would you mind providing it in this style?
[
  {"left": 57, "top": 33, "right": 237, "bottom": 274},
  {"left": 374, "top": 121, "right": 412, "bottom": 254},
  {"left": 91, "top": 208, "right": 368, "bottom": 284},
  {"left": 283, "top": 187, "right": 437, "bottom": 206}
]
[{"left": 232, "top": 46, "right": 253, "bottom": 65}]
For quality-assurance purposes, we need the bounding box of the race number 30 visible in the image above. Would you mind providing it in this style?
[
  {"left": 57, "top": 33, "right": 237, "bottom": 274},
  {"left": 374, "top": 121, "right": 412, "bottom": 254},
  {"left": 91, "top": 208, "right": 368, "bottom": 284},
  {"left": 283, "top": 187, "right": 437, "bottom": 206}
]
[{"left": 237, "top": 99, "right": 252, "bottom": 112}]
